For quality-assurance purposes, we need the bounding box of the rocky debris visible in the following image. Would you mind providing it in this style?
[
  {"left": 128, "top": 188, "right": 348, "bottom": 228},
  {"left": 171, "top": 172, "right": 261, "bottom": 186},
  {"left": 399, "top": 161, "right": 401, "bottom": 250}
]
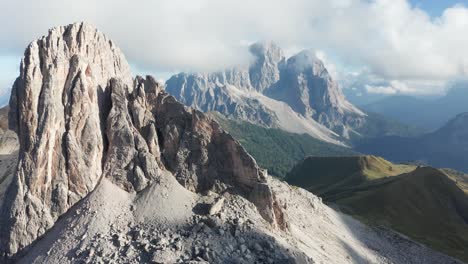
[
  {"left": 208, "top": 197, "right": 225, "bottom": 216},
  {"left": 0, "top": 22, "right": 285, "bottom": 260},
  {"left": 36, "top": 188, "right": 303, "bottom": 264},
  {"left": 9, "top": 171, "right": 461, "bottom": 264}
]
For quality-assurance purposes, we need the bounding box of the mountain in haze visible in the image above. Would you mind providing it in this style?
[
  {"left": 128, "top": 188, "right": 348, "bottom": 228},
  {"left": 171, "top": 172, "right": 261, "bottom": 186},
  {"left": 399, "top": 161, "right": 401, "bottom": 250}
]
[
  {"left": 363, "top": 86, "right": 468, "bottom": 131},
  {"left": 264, "top": 50, "right": 366, "bottom": 134},
  {"left": 0, "top": 22, "right": 458, "bottom": 263},
  {"left": 165, "top": 42, "right": 368, "bottom": 144},
  {"left": 286, "top": 155, "right": 468, "bottom": 262},
  {"left": 356, "top": 112, "right": 468, "bottom": 172},
  {"left": 342, "top": 86, "right": 390, "bottom": 106}
]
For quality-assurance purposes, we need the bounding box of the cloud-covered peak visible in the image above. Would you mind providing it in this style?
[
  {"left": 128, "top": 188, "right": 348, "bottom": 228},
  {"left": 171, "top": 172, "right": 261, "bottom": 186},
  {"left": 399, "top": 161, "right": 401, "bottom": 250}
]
[
  {"left": 285, "top": 49, "right": 326, "bottom": 74},
  {"left": 0, "top": 0, "right": 468, "bottom": 95},
  {"left": 249, "top": 41, "right": 284, "bottom": 59}
]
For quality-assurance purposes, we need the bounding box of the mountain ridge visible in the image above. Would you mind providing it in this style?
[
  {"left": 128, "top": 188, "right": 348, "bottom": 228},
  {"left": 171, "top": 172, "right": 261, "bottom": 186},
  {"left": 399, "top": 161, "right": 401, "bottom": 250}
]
[
  {"left": 0, "top": 22, "right": 461, "bottom": 264},
  {"left": 356, "top": 112, "right": 468, "bottom": 172},
  {"left": 165, "top": 42, "right": 367, "bottom": 143},
  {"left": 286, "top": 155, "right": 468, "bottom": 262},
  {"left": 363, "top": 87, "right": 468, "bottom": 131},
  {"left": 0, "top": 22, "right": 284, "bottom": 259}
]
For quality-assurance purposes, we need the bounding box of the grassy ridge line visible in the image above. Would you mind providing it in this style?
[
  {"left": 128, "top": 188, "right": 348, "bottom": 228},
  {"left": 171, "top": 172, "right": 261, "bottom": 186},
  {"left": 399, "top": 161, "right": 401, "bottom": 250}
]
[
  {"left": 286, "top": 156, "right": 468, "bottom": 262},
  {"left": 285, "top": 156, "right": 415, "bottom": 199}
]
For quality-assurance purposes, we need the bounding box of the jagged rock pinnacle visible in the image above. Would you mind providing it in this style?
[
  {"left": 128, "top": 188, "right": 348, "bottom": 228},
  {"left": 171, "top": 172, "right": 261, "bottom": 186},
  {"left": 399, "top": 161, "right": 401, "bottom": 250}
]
[{"left": 0, "top": 22, "right": 285, "bottom": 259}]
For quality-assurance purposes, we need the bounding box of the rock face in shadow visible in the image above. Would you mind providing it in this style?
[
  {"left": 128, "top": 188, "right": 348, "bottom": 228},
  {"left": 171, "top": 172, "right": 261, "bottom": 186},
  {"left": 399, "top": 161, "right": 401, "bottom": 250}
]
[{"left": 0, "top": 22, "right": 284, "bottom": 259}]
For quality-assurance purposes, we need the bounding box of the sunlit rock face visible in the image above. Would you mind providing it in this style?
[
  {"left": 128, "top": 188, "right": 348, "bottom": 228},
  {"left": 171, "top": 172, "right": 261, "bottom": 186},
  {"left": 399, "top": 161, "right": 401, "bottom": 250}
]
[
  {"left": 1, "top": 22, "right": 283, "bottom": 259},
  {"left": 166, "top": 42, "right": 365, "bottom": 141}
]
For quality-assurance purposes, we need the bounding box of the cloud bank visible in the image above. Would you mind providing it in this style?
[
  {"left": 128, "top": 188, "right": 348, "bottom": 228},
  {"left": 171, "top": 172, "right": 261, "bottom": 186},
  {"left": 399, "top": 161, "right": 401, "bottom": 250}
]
[{"left": 0, "top": 0, "right": 468, "bottom": 94}]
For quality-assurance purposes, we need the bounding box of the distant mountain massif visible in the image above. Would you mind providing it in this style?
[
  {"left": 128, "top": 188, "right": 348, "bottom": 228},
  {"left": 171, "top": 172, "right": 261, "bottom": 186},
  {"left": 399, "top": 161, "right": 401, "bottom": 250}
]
[
  {"left": 363, "top": 86, "right": 468, "bottom": 131},
  {"left": 165, "top": 42, "right": 414, "bottom": 145},
  {"left": 164, "top": 41, "right": 468, "bottom": 173},
  {"left": 357, "top": 112, "right": 468, "bottom": 172}
]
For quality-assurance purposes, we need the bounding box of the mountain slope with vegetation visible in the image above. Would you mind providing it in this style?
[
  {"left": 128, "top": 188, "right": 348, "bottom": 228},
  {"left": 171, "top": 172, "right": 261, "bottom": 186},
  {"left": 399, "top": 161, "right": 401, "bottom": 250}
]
[
  {"left": 210, "top": 112, "right": 357, "bottom": 177},
  {"left": 286, "top": 156, "right": 468, "bottom": 262},
  {"left": 285, "top": 156, "right": 415, "bottom": 199}
]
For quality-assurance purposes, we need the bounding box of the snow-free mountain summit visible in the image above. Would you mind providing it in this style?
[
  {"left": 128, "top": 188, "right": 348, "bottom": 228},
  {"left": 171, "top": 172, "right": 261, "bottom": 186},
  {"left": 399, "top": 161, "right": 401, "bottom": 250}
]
[
  {"left": 0, "top": 23, "right": 461, "bottom": 263},
  {"left": 165, "top": 41, "right": 366, "bottom": 144}
]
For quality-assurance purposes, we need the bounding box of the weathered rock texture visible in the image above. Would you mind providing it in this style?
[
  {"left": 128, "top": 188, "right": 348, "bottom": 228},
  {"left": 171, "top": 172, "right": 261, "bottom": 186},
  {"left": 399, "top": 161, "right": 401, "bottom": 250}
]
[
  {"left": 266, "top": 50, "right": 366, "bottom": 136},
  {"left": 0, "top": 22, "right": 284, "bottom": 259},
  {"left": 165, "top": 72, "right": 278, "bottom": 128},
  {"left": 248, "top": 41, "right": 285, "bottom": 93},
  {"left": 165, "top": 42, "right": 365, "bottom": 140},
  {"left": 164, "top": 42, "right": 285, "bottom": 128}
]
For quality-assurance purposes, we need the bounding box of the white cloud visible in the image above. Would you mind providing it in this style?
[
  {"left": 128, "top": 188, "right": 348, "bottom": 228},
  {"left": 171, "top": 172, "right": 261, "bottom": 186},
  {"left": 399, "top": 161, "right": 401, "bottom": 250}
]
[
  {"left": 315, "top": 50, "right": 340, "bottom": 80},
  {"left": 365, "top": 80, "right": 418, "bottom": 95},
  {"left": 0, "top": 0, "right": 467, "bottom": 93},
  {"left": 365, "top": 85, "right": 398, "bottom": 95}
]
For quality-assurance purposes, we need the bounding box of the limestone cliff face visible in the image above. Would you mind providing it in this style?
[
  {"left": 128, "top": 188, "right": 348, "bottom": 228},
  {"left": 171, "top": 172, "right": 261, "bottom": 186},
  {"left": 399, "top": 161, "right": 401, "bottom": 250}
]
[
  {"left": 165, "top": 72, "right": 278, "bottom": 127},
  {"left": 1, "top": 23, "right": 284, "bottom": 259},
  {"left": 248, "top": 41, "right": 285, "bottom": 93},
  {"left": 3, "top": 23, "right": 132, "bottom": 256},
  {"left": 267, "top": 50, "right": 366, "bottom": 134},
  {"left": 164, "top": 42, "right": 285, "bottom": 128},
  {"left": 165, "top": 43, "right": 365, "bottom": 140}
]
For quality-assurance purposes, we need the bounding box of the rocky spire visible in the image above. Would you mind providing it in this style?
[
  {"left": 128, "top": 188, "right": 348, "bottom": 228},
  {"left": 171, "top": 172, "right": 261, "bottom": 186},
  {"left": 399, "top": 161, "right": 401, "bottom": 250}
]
[
  {"left": 3, "top": 22, "right": 132, "bottom": 257},
  {"left": 1, "top": 23, "right": 285, "bottom": 259},
  {"left": 267, "top": 50, "right": 365, "bottom": 135},
  {"left": 248, "top": 41, "right": 285, "bottom": 92}
]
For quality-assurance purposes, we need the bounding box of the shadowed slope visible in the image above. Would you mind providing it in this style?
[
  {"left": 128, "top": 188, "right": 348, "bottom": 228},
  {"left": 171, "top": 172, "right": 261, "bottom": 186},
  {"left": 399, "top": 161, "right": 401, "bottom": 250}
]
[{"left": 286, "top": 156, "right": 468, "bottom": 262}]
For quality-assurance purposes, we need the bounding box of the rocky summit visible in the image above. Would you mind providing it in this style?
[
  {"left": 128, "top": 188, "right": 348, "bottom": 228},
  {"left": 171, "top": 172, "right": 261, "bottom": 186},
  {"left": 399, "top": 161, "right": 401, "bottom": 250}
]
[
  {"left": 165, "top": 42, "right": 366, "bottom": 142},
  {"left": 0, "top": 22, "right": 282, "bottom": 260},
  {"left": 0, "top": 23, "right": 461, "bottom": 264}
]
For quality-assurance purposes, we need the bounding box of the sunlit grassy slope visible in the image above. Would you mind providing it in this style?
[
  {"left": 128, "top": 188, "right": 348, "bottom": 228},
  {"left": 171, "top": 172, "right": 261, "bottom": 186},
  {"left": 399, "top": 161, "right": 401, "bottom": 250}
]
[
  {"left": 286, "top": 156, "right": 415, "bottom": 200},
  {"left": 286, "top": 156, "right": 468, "bottom": 262}
]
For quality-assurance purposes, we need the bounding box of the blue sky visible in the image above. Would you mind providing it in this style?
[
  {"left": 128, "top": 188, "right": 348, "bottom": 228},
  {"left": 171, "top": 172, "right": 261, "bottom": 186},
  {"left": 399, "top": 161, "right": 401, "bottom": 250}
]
[{"left": 410, "top": 0, "right": 468, "bottom": 16}]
